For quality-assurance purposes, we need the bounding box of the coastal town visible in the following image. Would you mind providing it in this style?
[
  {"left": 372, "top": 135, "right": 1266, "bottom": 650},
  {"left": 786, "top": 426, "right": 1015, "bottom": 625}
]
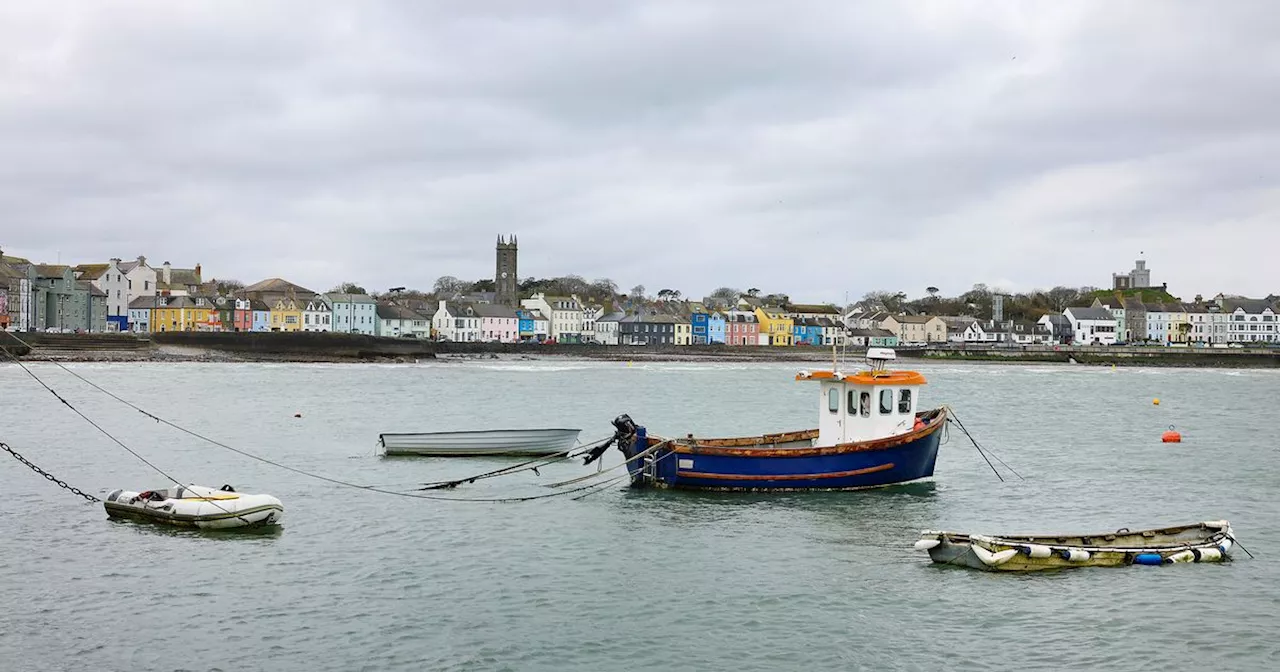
[{"left": 2, "top": 241, "right": 1278, "bottom": 349}]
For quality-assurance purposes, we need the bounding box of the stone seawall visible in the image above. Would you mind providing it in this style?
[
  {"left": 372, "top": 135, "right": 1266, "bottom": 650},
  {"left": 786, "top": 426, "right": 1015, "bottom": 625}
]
[
  {"left": 911, "top": 345, "right": 1280, "bottom": 368},
  {"left": 151, "top": 331, "right": 437, "bottom": 360}
]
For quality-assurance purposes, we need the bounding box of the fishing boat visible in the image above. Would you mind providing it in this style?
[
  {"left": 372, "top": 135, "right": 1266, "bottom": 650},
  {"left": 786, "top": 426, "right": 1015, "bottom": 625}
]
[
  {"left": 914, "top": 520, "right": 1236, "bottom": 571},
  {"left": 103, "top": 484, "right": 284, "bottom": 530},
  {"left": 379, "top": 427, "right": 583, "bottom": 457},
  {"left": 610, "top": 348, "right": 947, "bottom": 491}
]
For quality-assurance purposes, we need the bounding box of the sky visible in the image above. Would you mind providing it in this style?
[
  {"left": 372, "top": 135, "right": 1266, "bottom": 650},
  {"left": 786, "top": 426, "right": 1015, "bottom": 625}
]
[{"left": 2, "top": 1, "right": 1277, "bottom": 303}]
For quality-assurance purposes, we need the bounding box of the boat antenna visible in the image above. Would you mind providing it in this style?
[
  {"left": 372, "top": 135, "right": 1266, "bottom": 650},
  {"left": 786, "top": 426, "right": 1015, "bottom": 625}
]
[{"left": 841, "top": 291, "right": 849, "bottom": 368}]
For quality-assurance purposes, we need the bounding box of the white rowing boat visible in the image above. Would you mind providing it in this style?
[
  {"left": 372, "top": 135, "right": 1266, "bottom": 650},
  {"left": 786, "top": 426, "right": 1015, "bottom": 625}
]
[
  {"left": 104, "top": 484, "right": 284, "bottom": 530},
  {"left": 379, "top": 428, "right": 583, "bottom": 457}
]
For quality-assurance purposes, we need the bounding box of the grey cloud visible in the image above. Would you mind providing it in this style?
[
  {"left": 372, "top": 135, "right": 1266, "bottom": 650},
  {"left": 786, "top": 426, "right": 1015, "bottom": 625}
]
[{"left": 1, "top": 1, "right": 1277, "bottom": 301}]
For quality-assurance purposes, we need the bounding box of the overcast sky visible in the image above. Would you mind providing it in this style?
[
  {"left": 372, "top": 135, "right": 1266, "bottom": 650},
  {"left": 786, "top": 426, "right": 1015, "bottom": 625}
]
[{"left": 2, "top": 1, "right": 1277, "bottom": 302}]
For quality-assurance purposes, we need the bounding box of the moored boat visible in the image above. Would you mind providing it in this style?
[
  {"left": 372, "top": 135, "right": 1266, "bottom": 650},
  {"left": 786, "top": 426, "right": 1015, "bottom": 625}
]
[
  {"left": 379, "top": 427, "right": 583, "bottom": 457},
  {"left": 611, "top": 348, "right": 947, "bottom": 491},
  {"left": 914, "top": 520, "right": 1236, "bottom": 571},
  {"left": 104, "top": 484, "right": 283, "bottom": 530}
]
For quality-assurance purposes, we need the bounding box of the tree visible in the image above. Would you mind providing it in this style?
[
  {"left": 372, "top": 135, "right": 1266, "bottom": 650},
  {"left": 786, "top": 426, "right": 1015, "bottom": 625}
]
[
  {"left": 708, "top": 287, "right": 740, "bottom": 308},
  {"left": 746, "top": 288, "right": 761, "bottom": 298},
  {"left": 330, "top": 282, "right": 367, "bottom": 295},
  {"left": 926, "top": 286, "right": 940, "bottom": 300},
  {"left": 630, "top": 284, "right": 646, "bottom": 300},
  {"left": 590, "top": 278, "right": 618, "bottom": 299},
  {"left": 433, "top": 276, "right": 467, "bottom": 297},
  {"left": 862, "top": 290, "right": 907, "bottom": 313},
  {"left": 470, "top": 279, "right": 496, "bottom": 293}
]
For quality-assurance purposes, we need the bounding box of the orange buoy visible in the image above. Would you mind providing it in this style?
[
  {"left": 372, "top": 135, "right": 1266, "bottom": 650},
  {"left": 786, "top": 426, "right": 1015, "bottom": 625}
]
[
  {"left": 1161, "top": 426, "right": 1181, "bottom": 443},
  {"left": 1153, "top": 398, "right": 1161, "bottom": 406}
]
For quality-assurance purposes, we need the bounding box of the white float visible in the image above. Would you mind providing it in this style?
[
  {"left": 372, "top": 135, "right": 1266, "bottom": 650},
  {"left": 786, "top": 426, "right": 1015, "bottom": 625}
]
[{"left": 104, "top": 484, "right": 283, "bottom": 530}]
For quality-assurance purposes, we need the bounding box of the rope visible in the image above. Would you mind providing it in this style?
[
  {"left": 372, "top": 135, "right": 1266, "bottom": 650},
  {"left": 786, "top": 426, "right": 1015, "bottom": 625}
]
[
  {"left": 542, "top": 439, "right": 671, "bottom": 488},
  {"left": 0, "top": 331, "right": 631, "bottom": 504},
  {"left": 417, "top": 434, "right": 614, "bottom": 490},
  {"left": 944, "top": 406, "right": 1024, "bottom": 481},
  {"left": 0, "top": 342, "right": 252, "bottom": 523}
]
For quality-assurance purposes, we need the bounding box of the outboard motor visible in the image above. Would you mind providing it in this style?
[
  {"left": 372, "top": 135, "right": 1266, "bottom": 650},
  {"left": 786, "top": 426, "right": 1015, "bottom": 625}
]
[{"left": 583, "top": 414, "right": 640, "bottom": 466}]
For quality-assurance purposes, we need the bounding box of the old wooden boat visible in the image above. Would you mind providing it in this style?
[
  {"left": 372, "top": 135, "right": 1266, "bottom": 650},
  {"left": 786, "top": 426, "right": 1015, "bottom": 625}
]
[
  {"left": 914, "top": 520, "right": 1236, "bottom": 571},
  {"left": 610, "top": 348, "right": 947, "bottom": 491},
  {"left": 104, "top": 484, "right": 284, "bottom": 530},
  {"left": 379, "top": 428, "right": 583, "bottom": 456}
]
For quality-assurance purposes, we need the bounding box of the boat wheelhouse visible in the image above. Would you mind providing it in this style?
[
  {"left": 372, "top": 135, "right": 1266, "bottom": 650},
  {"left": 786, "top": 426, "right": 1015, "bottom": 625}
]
[{"left": 612, "top": 348, "right": 947, "bottom": 491}]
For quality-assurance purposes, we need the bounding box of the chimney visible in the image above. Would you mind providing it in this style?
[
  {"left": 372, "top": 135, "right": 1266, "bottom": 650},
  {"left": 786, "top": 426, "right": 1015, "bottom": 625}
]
[
  {"left": 110, "top": 257, "right": 121, "bottom": 264},
  {"left": 162, "top": 261, "right": 171, "bottom": 284},
  {"left": 137, "top": 255, "right": 146, "bottom": 266},
  {"left": 194, "top": 263, "right": 202, "bottom": 281}
]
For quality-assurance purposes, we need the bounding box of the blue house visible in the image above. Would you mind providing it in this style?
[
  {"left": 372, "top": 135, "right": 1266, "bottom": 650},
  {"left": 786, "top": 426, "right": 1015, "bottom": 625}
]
[
  {"left": 793, "top": 318, "right": 823, "bottom": 346},
  {"left": 707, "top": 312, "right": 727, "bottom": 344},
  {"left": 516, "top": 309, "right": 536, "bottom": 341},
  {"left": 251, "top": 299, "right": 271, "bottom": 332},
  {"left": 691, "top": 312, "right": 710, "bottom": 344}
]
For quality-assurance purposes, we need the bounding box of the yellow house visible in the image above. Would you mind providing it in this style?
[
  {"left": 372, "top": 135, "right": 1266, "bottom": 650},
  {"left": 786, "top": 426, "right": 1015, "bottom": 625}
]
[
  {"left": 674, "top": 318, "right": 692, "bottom": 346},
  {"left": 152, "top": 296, "right": 216, "bottom": 332},
  {"left": 755, "top": 307, "right": 794, "bottom": 346},
  {"left": 271, "top": 296, "right": 303, "bottom": 332}
]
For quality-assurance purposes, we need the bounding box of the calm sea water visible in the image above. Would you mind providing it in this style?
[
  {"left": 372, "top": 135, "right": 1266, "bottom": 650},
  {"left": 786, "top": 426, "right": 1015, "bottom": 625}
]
[{"left": 1, "top": 359, "right": 1277, "bottom": 671}]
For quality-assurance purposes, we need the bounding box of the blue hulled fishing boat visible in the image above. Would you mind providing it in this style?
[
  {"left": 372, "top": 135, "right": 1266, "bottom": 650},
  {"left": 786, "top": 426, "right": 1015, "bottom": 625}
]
[{"left": 609, "top": 348, "right": 947, "bottom": 491}]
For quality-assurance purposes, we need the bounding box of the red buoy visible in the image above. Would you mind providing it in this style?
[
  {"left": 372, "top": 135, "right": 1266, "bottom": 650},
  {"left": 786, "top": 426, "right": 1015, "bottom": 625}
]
[{"left": 1162, "top": 426, "right": 1181, "bottom": 443}]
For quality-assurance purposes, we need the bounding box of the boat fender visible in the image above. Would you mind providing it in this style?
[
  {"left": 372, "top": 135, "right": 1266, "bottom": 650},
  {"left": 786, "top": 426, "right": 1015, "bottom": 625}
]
[
  {"left": 1218, "top": 538, "right": 1233, "bottom": 554},
  {"left": 1133, "top": 553, "right": 1164, "bottom": 566},
  {"left": 914, "top": 539, "right": 941, "bottom": 551},
  {"left": 971, "top": 545, "right": 1018, "bottom": 566},
  {"left": 1022, "top": 544, "right": 1052, "bottom": 559},
  {"left": 1059, "top": 549, "right": 1090, "bottom": 562},
  {"left": 1167, "top": 550, "right": 1196, "bottom": 564},
  {"left": 1191, "top": 547, "right": 1223, "bottom": 562}
]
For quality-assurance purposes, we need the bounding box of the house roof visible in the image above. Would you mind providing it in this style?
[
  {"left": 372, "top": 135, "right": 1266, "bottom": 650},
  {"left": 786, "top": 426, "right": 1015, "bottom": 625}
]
[
  {"left": 727, "top": 313, "right": 758, "bottom": 324},
  {"left": 74, "top": 263, "right": 110, "bottom": 280},
  {"left": 0, "top": 253, "right": 32, "bottom": 265},
  {"left": 0, "top": 261, "right": 26, "bottom": 281},
  {"left": 1066, "top": 306, "right": 1114, "bottom": 321},
  {"left": 893, "top": 314, "right": 941, "bottom": 324},
  {"left": 244, "top": 277, "right": 315, "bottom": 296},
  {"left": 377, "top": 303, "right": 426, "bottom": 321},
  {"left": 596, "top": 311, "right": 626, "bottom": 323},
  {"left": 325, "top": 292, "right": 376, "bottom": 304},
  {"left": 788, "top": 304, "right": 840, "bottom": 314},
  {"left": 158, "top": 267, "right": 202, "bottom": 289},
  {"left": 1222, "top": 298, "right": 1275, "bottom": 314},
  {"left": 127, "top": 296, "right": 156, "bottom": 309},
  {"left": 34, "top": 264, "right": 70, "bottom": 277},
  {"left": 80, "top": 282, "right": 107, "bottom": 297},
  {"left": 848, "top": 328, "right": 896, "bottom": 338},
  {"left": 471, "top": 304, "right": 519, "bottom": 319},
  {"left": 305, "top": 295, "right": 333, "bottom": 310}
]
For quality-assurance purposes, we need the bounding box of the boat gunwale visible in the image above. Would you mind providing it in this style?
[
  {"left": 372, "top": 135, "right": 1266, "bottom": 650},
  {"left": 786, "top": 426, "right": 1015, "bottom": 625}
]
[
  {"left": 655, "top": 407, "right": 947, "bottom": 458},
  {"left": 103, "top": 501, "right": 284, "bottom": 523},
  {"left": 924, "top": 521, "right": 1232, "bottom": 554}
]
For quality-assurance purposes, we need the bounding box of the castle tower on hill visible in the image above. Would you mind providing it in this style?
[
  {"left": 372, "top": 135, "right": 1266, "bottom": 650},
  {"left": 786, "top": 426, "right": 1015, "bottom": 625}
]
[{"left": 495, "top": 235, "right": 518, "bottom": 307}]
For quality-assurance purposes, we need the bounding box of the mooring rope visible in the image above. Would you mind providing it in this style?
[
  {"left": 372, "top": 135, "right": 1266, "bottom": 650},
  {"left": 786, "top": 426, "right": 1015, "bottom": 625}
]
[
  {"left": 418, "top": 434, "right": 615, "bottom": 490},
  {"left": 943, "top": 406, "right": 1023, "bottom": 482},
  {"left": 542, "top": 439, "right": 672, "bottom": 488},
  {"left": 0, "top": 332, "right": 632, "bottom": 504}
]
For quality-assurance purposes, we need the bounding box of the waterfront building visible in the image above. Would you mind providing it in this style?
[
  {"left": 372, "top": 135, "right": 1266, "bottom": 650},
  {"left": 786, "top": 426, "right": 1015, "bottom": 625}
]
[
  {"left": 594, "top": 311, "right": 624, "bottom": 346},
  {"left": 303, "top": 294, "right": 333, "bottom": 332},
  {"left": 74, "top": 259, "right": 131, "bottom": 331},
  {"left": 1063, "top": 306, "right": 1117, "bottom": 345},
  {"left": 673, "top": 315, "right": 692, "bottom": 346},
  {"left": 378, "top": 303, "right": 431, "bottom": 338},
  {"left": 474, "top": 304, "right": 520, "bottom": 342},
  {"left": 326, "top": 293, "right": 378, "bottom": 335},
  {"left": 431, "top": 300, "right": 481, "bottom": 342},
  {"left": 707, "top": 312, "right": 727, "bottom": 344},
  {"left": 754, "top": 306, "right": 794, "bottom": 346},
  {"left": 882, "top": 315, "right": 946, "bottom": 344},
  {"left": 520, "top": 293, "right": 584, "bottom": 343},
  {"left": 846, "top": 328, "right": 898, "bottom": 348},
  {"left": 126, "top": 296, "right": 152, "bottom": 333}
]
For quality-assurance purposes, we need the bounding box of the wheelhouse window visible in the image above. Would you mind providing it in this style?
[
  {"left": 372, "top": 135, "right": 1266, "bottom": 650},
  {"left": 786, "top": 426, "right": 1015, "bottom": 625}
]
[
  {"left": 899, "top": 389, "right": 912, "bottom": 414},
  {"left": 879, "top": 389, "right": 894, "bottom": 415},
  {"left": 860, "top": 392, "right": 871, "bottom": 418},
  {"left": 828, "top": 388, "right": 840, "bottom": 413},
  {"left": 848, "top": 391, "right": 859, "bottom": 417}
]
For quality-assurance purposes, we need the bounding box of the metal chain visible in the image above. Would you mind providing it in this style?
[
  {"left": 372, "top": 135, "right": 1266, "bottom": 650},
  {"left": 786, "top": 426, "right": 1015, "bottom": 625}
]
[{"left": 2, "top": 442, "right": 101, "bottom": 503}]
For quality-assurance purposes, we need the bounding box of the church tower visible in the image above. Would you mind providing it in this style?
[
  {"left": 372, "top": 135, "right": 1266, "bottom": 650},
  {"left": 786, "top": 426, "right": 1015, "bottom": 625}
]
[{"left": 495, "top": 235, "right": 518, "bottom": 307}]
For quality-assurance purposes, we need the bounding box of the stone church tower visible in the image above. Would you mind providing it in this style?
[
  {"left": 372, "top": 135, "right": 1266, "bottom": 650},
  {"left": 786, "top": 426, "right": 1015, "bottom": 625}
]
[{"left": 495, "top": 235, "right": 518, "bottom": 307}]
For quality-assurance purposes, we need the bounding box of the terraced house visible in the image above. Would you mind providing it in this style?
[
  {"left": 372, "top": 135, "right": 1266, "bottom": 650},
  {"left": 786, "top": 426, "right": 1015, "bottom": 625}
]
[{"left": 754, "top": 306, "right": 794, "bottom": 346}]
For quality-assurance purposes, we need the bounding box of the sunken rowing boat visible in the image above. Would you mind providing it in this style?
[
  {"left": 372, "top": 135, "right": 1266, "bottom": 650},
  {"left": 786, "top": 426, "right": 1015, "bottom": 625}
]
[
  {"left": 607, "top": 348, "right": 948, "bottom": 491},
  {"left": 914, "top": 520, "right": 1236, "bottom": 571}
]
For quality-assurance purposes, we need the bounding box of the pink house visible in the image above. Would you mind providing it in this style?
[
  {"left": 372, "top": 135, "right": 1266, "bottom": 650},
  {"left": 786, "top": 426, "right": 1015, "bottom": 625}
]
[
  {"left": 475, "top": 304, "right": 520, "bottom": 343},
  {"left": 726, "top": 312, "right": 759, "bottom": 346}
]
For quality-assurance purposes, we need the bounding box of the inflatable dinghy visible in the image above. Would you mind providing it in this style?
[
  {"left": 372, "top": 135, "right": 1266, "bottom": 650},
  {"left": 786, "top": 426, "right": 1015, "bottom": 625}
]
[{"left": 104, "top": 484, "right": 283, "bottom": 529}]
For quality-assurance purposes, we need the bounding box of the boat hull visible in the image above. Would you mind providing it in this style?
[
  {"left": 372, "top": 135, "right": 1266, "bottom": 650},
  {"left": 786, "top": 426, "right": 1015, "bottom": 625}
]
[
  {"left": 104, "top": 486, "right": 284, "bottom": 530},
  {"left": 917, "top": 520, "right": 1235, "bottom": 571},
  {"left": 623, "top": 409, "right": 945, "bottom": 491},
  {"left": 379, "top": 428, "right": 583, "bottom": 456}
]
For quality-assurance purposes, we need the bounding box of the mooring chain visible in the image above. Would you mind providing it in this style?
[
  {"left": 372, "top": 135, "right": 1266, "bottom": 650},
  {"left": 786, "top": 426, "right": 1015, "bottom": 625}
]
[{"left": 1, "top": 442, "right": 101, "bottom": 503}]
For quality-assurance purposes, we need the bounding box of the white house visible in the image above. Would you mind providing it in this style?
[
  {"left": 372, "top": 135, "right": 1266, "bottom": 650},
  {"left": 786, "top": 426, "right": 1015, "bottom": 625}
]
[
  {"left": 1221, "top": 297, "right": 1279, "bottom": 344},
  {"left": 529, "top": 310, "right": 550, "bottom": 341},
  {"left": 74, "top": 259, "right": 131, "bottom": 331},
  {"left": 1037, "top": 314, "right": 1073, "bottom": 343},
  {"left": 432, "top": 300, "right": 482, "bottom": 342},
  {"left": 594, "top": 312, "right": 623, "bottom": 346},
  {"left": 326, "top": 293, "right": 377, "bottom": 335},
  {"left": 580, "top": 302, "right": 604, "bottom": 343},
  {"left": 1064, "top": 306, "right": 1117, "bottom": 345},
  {"left": 520, "top": 293, "right": 584, "bottom": 343},
  {"left": 303, "top": 294, "right": 333, "bottom": 332},
  {"left": 817, "top": 317, "right": 846, "bottom": 346},
  {"left": 377, "top": 303, "right": 430, "bottom": 338},
  {"left": 1185, "top": 299, "right": 1228, "bottom": 345},
  {"left": 962, "top": 321, "right": 998, "bottom": 343},
  {"left": 120, "top": 256, "right": 158, "bottom": 309}
]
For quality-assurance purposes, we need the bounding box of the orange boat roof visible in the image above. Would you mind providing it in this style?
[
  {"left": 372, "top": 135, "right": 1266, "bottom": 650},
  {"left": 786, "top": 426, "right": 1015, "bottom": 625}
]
[{"left": 795, "top": 370, "right": 927, "bottom": 386}]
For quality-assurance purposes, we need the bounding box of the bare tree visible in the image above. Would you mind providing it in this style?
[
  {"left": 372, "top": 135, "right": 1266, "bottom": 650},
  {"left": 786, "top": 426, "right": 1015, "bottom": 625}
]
[
  {"left": 708, "top": 287, "right": 740, "bottom": 307},
  {"left": 629, "top": 284, "right": 646, "bottom": 300},
  {"left": 433, "top": 276, "right": 467, "bottom": 297},
  {"left": 330, "top": 282, "right": 367, "bottom": 295}
]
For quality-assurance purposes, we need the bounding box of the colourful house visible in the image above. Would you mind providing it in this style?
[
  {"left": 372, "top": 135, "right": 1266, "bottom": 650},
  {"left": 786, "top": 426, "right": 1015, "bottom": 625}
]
[
  {"left": 792, "top": 318, "right": 824, "bottom": 346},
  {"left": 691, "top": 312, "right": 710, "bottom": 344},
  {"left": 725, "top": 311, "right": 759, "bottom": 346},
  {"left": 707, "top": 312, "right": 727, "bottom": 344},
  {"left": 232, "top": 298, "right": 253, "bottom": 332},
  {"left": 270, "top": 296, "right": 303, "bottom": 332},
  {"left": 755, "top": 307, "right": 794, "bottom": 346},
  {"left": 251, "top": 299, "right": 271, "bottom": 331},
  {"left": 516, "top": 309, "right": 536, "bottom": 340},
  {"left": 674, "top": 316, "right": 692, "bottom": 346},
  {"left": 151, "top": 296, "right": 216, "bottom": 332}
]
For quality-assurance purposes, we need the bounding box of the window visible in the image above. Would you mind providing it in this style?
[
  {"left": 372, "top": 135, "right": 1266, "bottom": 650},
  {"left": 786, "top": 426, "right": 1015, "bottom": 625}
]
[
  {"left": 879, "top": 389, "right": 894, "bottom": 415},
  {"left": 899, "top": 389, "right": 912, "bottom": 414},
  {"left": 860, "top": 392, "right": 871, "bottom": 417}
]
